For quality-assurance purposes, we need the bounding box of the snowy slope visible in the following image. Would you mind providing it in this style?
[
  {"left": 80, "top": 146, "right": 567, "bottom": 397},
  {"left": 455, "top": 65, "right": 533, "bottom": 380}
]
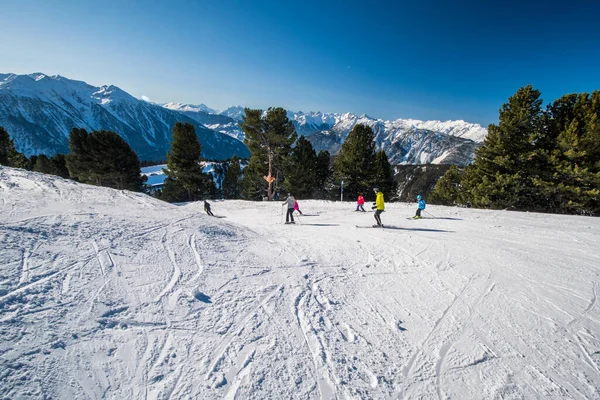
[
  {"left": 3, "top": 169, "right": 600, "bottom": 399},
  {"left": 0, "top": 73, "right": 249, "bottom": 160}
]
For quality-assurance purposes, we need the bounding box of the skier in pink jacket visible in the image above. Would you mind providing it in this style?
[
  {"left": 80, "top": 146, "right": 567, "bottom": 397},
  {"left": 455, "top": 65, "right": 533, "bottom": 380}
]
[{"left": 294, "top": 199, "right": 303, "bottom": 215}]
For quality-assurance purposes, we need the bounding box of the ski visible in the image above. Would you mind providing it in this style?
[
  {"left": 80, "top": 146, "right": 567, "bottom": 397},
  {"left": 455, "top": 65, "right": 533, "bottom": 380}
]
[{"left": 356, "top": 225, "right": 384, "bottom": 229}]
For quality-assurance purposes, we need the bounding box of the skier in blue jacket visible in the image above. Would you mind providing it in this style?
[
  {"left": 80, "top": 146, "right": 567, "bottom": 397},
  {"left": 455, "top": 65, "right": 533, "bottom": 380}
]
[{"left": 413, "top": 195, "right": 426, "bottom": 219}]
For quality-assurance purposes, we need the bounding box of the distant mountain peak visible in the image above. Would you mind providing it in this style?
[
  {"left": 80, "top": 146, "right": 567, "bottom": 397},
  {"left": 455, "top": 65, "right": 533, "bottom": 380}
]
[{"left": 163, "top": 102, "right": 217, "bottom": 114}]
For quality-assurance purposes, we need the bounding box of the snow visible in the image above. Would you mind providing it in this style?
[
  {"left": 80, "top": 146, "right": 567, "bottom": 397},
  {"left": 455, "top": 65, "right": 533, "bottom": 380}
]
[
  {"left": 2, "top": 167, "right": 600, "bottom": 399},
  {"left": 141, "top": 163, "right": 221, "bottom": 188}
]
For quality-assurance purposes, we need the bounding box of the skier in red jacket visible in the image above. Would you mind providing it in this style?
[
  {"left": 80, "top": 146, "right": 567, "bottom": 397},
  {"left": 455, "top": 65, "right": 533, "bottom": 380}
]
[{"left": 356, "top": 193, "right": 366, "bottom": 212}]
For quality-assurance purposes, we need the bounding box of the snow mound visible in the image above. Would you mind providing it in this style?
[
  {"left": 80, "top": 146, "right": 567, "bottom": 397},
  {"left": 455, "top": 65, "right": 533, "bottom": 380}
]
[{"left": 1, "top": 167, "right": 599, "bottom": 399}]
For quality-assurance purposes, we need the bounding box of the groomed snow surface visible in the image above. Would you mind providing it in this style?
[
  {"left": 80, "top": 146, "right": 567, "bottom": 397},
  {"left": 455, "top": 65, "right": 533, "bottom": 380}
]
[{"left": 1, "top": 167, "right": 599, "bottom": 399}]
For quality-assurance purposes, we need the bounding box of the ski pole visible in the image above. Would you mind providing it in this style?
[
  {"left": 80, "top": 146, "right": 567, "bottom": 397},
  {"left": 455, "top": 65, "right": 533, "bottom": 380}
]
[
  {"left": 281, "top": 204, "right": 284, "bottom": 224},
  {"left": 425, "top": 210, "right": 438, "bottom": 219}
]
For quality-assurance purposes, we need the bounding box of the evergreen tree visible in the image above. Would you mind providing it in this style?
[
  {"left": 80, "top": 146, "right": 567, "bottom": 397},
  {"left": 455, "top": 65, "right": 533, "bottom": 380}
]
[
  {"left": 283, "top": 136, "right": 318, "bottom": 198},
  {"left": 430, "top": 165, "right": 463, "bottom": 205},
  {"left": 161, "top": 122, "right": 215, "bottom": 202},
  {"left": 372, "top": 150, "right": 396, "bottom": 200},
  {"left": 537, "top": 91, "right": 600, "bottom": 214},
  {"left": 66, "top": 128, "right": 145, "bottom": 191},
  {"left": 222, "top": 155, "right": 243, "bottom": 199},
  {"left": 33, "top": 154, "right": 57, "bottom": 175},
  {"left": 0, "top": 126, "right": 29, "bottom": 169},
  {"left": 315, "top": 150, "right": 333, "bottom": 199},
  {"left": 241, "top": 107, "right": 297, "bottom": 200},
  {"left": 333, "top": 124, "right": 377, "bottom": 200},
  {"left": 462, "top": 85, "right": 544, "bottom": 209},
  {"left": 50, "top": 154, "right": 70, "bottom": 178}
]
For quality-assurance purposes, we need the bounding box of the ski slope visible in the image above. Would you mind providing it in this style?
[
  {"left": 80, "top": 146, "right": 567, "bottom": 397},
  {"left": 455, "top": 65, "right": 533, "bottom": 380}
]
[{"left": 1, "top": 167, "right": 599, "bottom": 399}]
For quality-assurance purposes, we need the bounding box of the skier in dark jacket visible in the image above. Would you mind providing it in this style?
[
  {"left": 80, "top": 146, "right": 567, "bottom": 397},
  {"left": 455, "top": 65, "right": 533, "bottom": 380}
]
[
  {"left": 204, "top": 200, "right": 214, "bottom": 216},
  {"left": 282, "top": 193, "right": 295, "bottom": 224}
]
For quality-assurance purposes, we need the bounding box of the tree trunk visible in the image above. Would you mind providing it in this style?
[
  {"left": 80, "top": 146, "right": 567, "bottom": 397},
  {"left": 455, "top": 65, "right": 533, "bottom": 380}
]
[{"left": 267, "top": 147, "right": 274, "bottom": 200}]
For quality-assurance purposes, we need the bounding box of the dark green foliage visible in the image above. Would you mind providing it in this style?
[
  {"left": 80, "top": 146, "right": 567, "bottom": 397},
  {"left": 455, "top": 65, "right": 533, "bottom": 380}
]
[
  {"left": 222, "top": 155, "right": 243, "bottom": 199},
  {"left": 0, "top": 126, "right": 29, "bottom": 169},
  {"left": 315, "top": 150, "right": 334, "bottom": 199},
  {"left": 333, "top": 124, "right": 377, "bottom": 200},
  {"left": 140, "top": 159, "right": 167, "bottom": 167},
  {"left": 429, "top": 165, "right": 463, "bottom": 205},
  {"left": 283, "top": 136, "right": 318, "bottom": 198},
  {"left": 372, "top": 150, "right": 396, "bottom": 200},
  {"left": 395, "top": 165, "right": 452, "bottom": 202},
  {"left": 66, "top": 128, "right": 146, "bottom": 191},
  {"left": 240, "top": 108, "right": 297, "bottom": 200},
  {"left": 438, "top": 86, "right": 600, "bottom": 215},
  {"left": 533, "top": 91, "right": 600, "bottom": 214},
  {"left": 50, "top": 154, "right": 70, "bottom": 178},
  {"left": 463, "top": 85, "right": 545, "bottom": 209},
  {"left": 160, "top": 122, "right": 215, "bottom": 202},
  {"left": 33, "top": 154, "right": 55, "bottom": 175}
]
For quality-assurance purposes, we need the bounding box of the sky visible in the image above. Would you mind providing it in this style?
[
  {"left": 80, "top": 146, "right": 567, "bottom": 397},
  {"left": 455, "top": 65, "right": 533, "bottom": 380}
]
[{"left": 1, "top": 0, "right": 599, "bottom": 125}]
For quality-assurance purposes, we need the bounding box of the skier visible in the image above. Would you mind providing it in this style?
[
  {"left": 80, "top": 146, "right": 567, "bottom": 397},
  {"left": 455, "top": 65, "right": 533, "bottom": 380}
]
[
  {"left": 294, "top": 199, "right": 303, "bottom": 215},
  {"left": 414, "top": 194, "right": 426, "bottom": 219},
  {"left": 371, "top": 187, "right": 385, "bottom": 227},
  {"left": 282, "top": 193, "right": 295, "bottom": 224},
  {"left": 204, "top": 200, "right": 214, "bottom": 216},
  {"left": 356, "top": 193, "right": 366, "bottom": 212}
]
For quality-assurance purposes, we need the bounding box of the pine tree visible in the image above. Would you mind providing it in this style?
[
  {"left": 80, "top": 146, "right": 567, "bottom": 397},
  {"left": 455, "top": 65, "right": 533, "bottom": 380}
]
[
  {"left": 372, "top": 150, "right": 396, "bottom": 200},
  {"left": 50, "top": 154, "right": 70, "bottom": 178},
  {"left": 283, "top": 136, "right": 318, "bottom": 198},
  {"left": 66, "top": 129, "right": 145, "bottom": 191},
  {"left": 241, "top": 108, "right": 297, "bottom": 200},
  {"left": 462, "top": 85, "right": 544, "bottom": 209},
  {"left": 0, "top": 126, "right": 29, "bottom": 169},
  {"left": 315, "top": 150, "right": 333, "bottom": 199},
  {"left": 430, "top": 165, "right": 463, "bottom": 205},
  {"left": 33, "top": 154, "right": 57, "bottom": 175},
  {"left": 222, "top": 155, "right": 243, "bottom": 199},
  {"left": 333, "top": 124, "right": 377, "bottom": 201},
  {"left": 161, "top": 122, "right": 215, "bottom": 202},
  {"left": 538, "top": 91, "right": 600, "bottom": 214}
]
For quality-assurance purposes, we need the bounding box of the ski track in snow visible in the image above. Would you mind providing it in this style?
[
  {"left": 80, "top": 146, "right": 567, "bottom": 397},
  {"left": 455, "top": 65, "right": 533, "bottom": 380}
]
[{"left": 1, "top": 168, "right": 600, "bottom": 399}]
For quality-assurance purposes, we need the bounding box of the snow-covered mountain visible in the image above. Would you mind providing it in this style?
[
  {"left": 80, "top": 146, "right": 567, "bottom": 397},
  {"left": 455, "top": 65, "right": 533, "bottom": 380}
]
[
  {"left": 219, "top": 106, "right": 246, "bottom": 121},
  {"left": 173, "top": 105, "right": 486, "bottom": 165},
  {"left": 305, "top": 113, "right": 482, "bottom": 165},
  {"left": 163, "top": 103, "right": 244, "bottom": 141},
  {"left": 0, "top": 73, "right": 249, "bottom": 160},
  {"left": 3, "top": 166, "right": 600, "bottom": 399},
  {"left": 163, "top": 102, "right": 217, "bottom": 114}
]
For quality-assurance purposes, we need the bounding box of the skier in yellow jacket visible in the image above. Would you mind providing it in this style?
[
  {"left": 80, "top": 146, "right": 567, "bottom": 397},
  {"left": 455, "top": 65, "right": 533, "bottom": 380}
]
[{"left": 371, "top": 187, "right": 385, "bottom": 227}]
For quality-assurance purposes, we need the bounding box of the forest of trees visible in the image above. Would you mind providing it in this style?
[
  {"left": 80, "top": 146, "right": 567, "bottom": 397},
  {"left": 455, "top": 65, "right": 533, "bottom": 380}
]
[
  {"left": 1, "top": 88, "right": 597, "bottom": 215},
  {"left": 430, "top": 86, "right": 599, "bottom": 215}
]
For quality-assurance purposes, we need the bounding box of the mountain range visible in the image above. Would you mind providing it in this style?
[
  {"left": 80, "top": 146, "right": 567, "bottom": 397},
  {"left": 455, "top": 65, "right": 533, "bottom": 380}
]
[
  {"left": 0, "top": 73, "right": 488, "bottom": 165},
  {"left": 0, "top": 74, "right": 249, "bottom": 161}
]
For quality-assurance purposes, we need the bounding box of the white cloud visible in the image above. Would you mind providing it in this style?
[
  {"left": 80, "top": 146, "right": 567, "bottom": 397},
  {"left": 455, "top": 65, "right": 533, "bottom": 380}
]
[{"left": 140, "top": 95, "right": 150, "bottom": 102}]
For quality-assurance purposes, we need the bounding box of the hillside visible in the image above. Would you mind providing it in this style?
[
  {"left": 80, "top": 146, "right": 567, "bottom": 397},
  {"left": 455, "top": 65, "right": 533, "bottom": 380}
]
[
  {"left": 1, "top": 167, "right": 599, "bottom": 399},
  {"left": 0, "top": 73, "right": 249, "bottom": 161}
]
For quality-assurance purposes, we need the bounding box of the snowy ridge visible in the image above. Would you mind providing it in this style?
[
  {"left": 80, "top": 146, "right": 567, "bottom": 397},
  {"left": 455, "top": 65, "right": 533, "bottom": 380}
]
[
  {"left": 163, "top": 102, "right": 217, "bottom": 114},
  {"left": 2, "top": 167, "right": 599, "bottom": 399},
  {"left": 219, "top": 106, "right": 246, "bottom": 121},
  {"left": 175, "top": 105, "right": 486, "bottom": 165},
  {"left": 0, "top": 73, "right": 249, "bottom": 160}
]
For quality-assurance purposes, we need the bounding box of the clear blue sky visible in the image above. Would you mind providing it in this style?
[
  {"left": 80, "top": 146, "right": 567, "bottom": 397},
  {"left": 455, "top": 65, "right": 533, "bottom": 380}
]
[{"left": 1, "top": 0, "right": 599, "bottom": 125}]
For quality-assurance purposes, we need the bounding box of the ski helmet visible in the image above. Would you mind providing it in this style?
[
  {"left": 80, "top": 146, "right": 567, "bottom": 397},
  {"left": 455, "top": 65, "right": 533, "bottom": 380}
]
[
  {"left": 417, "top": 195, "right": 422, "bottom": 200},
  {"left": 373, "top": 187, "right": 379, "bottom": 192}
]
